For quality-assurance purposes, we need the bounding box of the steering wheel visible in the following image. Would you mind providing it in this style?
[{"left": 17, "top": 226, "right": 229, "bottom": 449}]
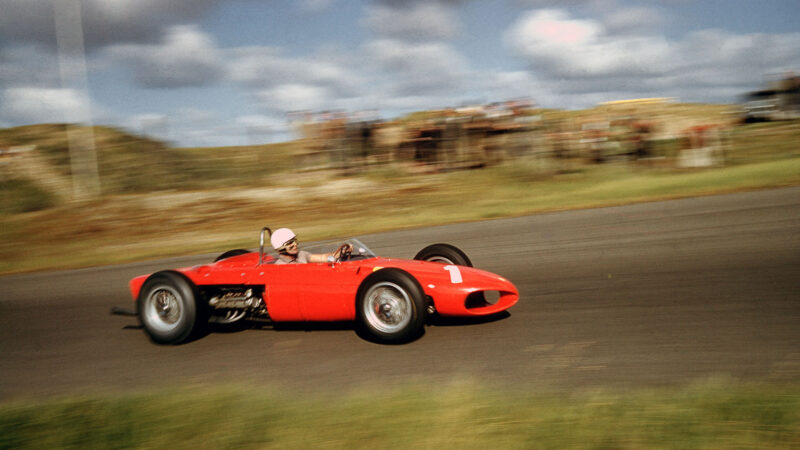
[{"left": 335, "top": 243, "right": 352, "bottom": 262}]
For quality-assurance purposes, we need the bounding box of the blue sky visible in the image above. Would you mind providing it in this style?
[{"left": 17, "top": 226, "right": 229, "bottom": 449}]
[{"left": 1, "top": 0, "right": 798, "bottom": 147}]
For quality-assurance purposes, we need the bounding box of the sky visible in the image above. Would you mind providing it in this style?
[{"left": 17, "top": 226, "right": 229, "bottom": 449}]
[{"left": 1, "top": 0, "right": 798, "bottom": 147}]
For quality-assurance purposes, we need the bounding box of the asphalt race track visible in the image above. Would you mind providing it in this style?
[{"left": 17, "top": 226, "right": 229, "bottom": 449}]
[{"left": 1, "top": 187, "right": 798, "bottom": 400}]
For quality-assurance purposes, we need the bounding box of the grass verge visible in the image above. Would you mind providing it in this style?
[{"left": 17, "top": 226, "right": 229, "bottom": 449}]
[{"left": 1, "top": 381, "right": 798, "bottom": 449}]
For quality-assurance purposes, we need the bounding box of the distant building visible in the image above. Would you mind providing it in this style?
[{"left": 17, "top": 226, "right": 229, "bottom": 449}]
[{"left": 741, "top": 73, "right": 800, "bottom": 122}]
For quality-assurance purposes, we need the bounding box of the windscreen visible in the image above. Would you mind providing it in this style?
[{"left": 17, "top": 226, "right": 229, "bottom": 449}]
[{"left": 301, "top": 238, "right": 376, "bottom": 261}]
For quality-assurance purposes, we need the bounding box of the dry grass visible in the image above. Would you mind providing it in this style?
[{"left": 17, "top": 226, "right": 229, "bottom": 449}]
[{"left": 2, "top": 380, "right": 799, "bottom": 449}]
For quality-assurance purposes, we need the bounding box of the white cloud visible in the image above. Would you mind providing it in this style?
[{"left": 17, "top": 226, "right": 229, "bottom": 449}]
[
  {"left": 0, "top": 44, "right": 62, "bottom": 88},
  {"left": 0, "top": 0, "right": 222, "bottom": 50},
  {"left": 671, "top": 29, "right": 800, "bottom": 96},
  {"left": 236, "top": 114, "right": 283, "bottom": 129},
  {"left": 516, "top": 9, "right": 601, "bottom": 46},
  {"left": 178, "top": 107, "right": 219, "bottom": 124},
  {"left": 229, "top": 47, "right": 358, "bottom": 92},
  {"left": 364, "top": 2, "right": 460, "bottom": 41},
  {"left": 256, "top": 84, "right": 333, "bottom": 112},
  {"left": 131, "top": 113, "right": 167, "bottom": 123},
  {"left": 506, "top": 8, "right": 800, "bottom": 107},
  {"left": 0, "top": 87, "right": 90, "bottom": 124},
  {"left": 679, "top": 30, "right": 800, "bottom": 74},
  {"left": 104, "top": 25, "right": 224, "bottom": 88},
  {"left": 227, "top": 46, "right": 369, "bottom": 114},
  {"left": 365, "top": 39, "right": 469, "bottom": 95},
  {"left": 602, "top": 6, "right": 665, "bottom": 36},
  {"left": 506, "top": 9, "right": 674, "bottom": 78},
  {"left": 228, "top": 37, "right": 474, "bottom": 116}
]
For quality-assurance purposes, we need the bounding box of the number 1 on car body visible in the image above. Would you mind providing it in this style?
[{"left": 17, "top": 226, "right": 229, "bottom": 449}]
[{"left": 444, "top": 265, "right": 463, "bottom": 284}]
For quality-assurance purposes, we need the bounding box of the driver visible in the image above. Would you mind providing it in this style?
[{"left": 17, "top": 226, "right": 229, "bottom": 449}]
[{"left": 270, "top": 228, "right": 352, "bottom": 264}]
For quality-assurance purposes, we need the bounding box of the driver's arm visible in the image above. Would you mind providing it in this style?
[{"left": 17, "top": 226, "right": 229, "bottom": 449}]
[
  {"left": 308, "top": 253, "right": 332, "bottom": 263},
  {"left": 308, "top": 243, "right": 353, "bottom": 263}
]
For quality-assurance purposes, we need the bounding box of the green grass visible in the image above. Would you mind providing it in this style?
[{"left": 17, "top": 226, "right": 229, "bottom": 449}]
[{"left": 1, "top": 381, "right": 798, "bottom": 449}]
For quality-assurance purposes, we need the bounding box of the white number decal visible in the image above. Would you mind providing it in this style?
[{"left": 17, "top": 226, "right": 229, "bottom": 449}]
[{"left": 443, "top": 265, "right": 463, "bottom": 284}]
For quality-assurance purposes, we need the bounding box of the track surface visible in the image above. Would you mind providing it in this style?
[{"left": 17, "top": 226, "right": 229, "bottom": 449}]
[{"left": 2, "top": 188, "right": 799, "bottom": 400}]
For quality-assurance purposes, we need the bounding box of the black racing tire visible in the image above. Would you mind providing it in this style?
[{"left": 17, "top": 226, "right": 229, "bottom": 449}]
[
  {"left": 356, "top": 268, "right": 427, "bottom": 344},
  {"left": 413, "top": 243, "right": 472, "bottom": 267},
  {"left": 214, "top": 249, "right": 250, "bottom": 262},
  {"left": 137, "top": 271, "right": 206, "bottom": 345}
]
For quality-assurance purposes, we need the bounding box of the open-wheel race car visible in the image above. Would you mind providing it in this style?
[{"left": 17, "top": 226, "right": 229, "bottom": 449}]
[{"left": 128, "top": 227, "right": 518, "bottom": 344}]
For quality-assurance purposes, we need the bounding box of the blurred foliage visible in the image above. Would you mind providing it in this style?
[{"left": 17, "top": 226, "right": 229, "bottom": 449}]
[
  {"left": 1, "top": 381, "right": 798, "bottom": 449},
  {"left": 0, "top": 177, "right": 55, "bottom": 214}
]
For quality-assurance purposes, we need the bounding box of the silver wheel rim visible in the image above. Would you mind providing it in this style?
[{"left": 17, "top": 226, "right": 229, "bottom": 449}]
[
  {"left": 426, "top": 256, "right": 454, "bottom": 264},
  {"left": 363, "top": 281, "right": 412, "bottom": 333},
  {"left": 144, "top": 286, "right": 184, "bottom": 333}
]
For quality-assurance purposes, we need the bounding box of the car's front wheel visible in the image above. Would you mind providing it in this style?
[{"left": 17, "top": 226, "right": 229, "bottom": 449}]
[
  {"left": 137, "top": 271, "right": 205, "bottom": 344},
  {"left": 356, "top": 268, "right": 427, "bottom": 344},
  {"left": 413, "top": 243, "right": 472, "bottom": 267}
]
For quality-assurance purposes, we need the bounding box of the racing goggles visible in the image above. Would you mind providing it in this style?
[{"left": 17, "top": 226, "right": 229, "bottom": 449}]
[{"left": 278, "top": 238, "right": 297, "bottom": 251}]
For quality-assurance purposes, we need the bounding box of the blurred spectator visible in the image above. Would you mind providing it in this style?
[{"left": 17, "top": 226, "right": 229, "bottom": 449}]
[{"left": 283, "top": 96, "right": 741, "bottom": 174}]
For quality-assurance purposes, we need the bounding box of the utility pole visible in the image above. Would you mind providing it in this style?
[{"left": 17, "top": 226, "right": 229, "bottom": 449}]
[{"left": 53, "top": 0, "right": 100, "bottom": 200}]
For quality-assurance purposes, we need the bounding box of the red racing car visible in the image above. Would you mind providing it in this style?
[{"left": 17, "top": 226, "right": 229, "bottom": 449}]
[{"left": 129, "top": 227, "right": 518, "bottom": 344}]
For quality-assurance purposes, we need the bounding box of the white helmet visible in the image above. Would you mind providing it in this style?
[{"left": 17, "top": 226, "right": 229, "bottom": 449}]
[{"left": 270, "top": 228, "right": 296, "bottom": 250}]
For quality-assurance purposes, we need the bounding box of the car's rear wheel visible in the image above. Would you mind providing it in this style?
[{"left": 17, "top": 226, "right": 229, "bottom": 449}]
[
  {"left": 413, "top": 243, "right": 472, "bottom": 267},
  {"left": 356, "top": 268, "right": 427, "bottom": 344},
  {"left": 138, "top": 271, "right": 205, "bottom": 344},
  {"left": 214, "top": 249, "right": 250, "bottom": 262}
]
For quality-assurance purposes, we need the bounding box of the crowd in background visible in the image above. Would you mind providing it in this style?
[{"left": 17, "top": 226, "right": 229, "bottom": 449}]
[{"left": 288, "top": 97, "right": 734, "bottom": 173}]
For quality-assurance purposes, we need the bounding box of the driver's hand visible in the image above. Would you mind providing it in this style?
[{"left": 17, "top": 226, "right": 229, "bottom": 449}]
[{"left": 335, "top": 243, "right": 353, "bottom": 258}]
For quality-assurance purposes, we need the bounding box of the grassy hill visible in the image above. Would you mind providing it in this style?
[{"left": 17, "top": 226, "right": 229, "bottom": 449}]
[{"left": 0, "top": 124, "right": 298, "bottom": 197}]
